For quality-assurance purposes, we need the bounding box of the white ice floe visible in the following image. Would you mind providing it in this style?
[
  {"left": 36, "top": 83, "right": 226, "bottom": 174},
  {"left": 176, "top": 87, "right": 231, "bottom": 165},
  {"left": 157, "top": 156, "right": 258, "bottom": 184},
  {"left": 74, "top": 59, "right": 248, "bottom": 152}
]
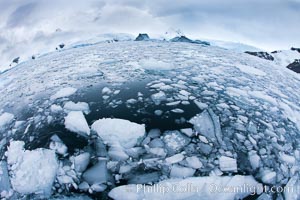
[
  {"left": 151, "top": 91, "right": 167, "bottom": 105},
  {"left": 185, "top": 156, "right": 203, "bottom": 169},
  {"left": 82, "top": 160, "right": 108, "bottom": 185},
  {"left": 0, "top": 112, "right": 14, "bottom": 130},
  {"left": 170, "top": 165, "right": 195, "bottom": 178},
  {"left": 50, "top": 104, "right": 63, "bottom": 113},
  {"left": 7, "top": 141, "right": 58, "bottom": 197},
  {"left": 109, "top": 175, "right": 260, "bottom": 200},
  {"left": 71, "top": 152, "right": 90, "bottom": 173},
  {"left": 64, "top": 111, "right": 90, "bottom": 136},
  {"left": 189, "top": 109, "right": 222, "bottom": 144},
  {"left": 165, "top": 153, "right": 184, "bottom": 164},
  {"left": 234, "top": 64, "right": 266, "bottom": 76},
  {"left": 260, "top": 169, "right": 277, "bottom": 184},
  {"left": 50, "top": 87, "right": 77, "bottom": 100},
  {"left": 91, "top": 118, "right": 145, "bottom": 148},
  {"left": 0, "top": 161, "right": 13, "bottom": 199},
  {"left": 162, "top": 130, "right": 190, "bottom": 155},
  {"left": 219, "top": 156, "right": 237, "bottom": 172},
  {"left": 284, "top": 175, "right": 300, "bottom": 200},
  {"left": 139, "top": 58, "right": 173, "bottom": 70},
  {"left": 64, "top": 101, "right": 90, "bottom": 114}
]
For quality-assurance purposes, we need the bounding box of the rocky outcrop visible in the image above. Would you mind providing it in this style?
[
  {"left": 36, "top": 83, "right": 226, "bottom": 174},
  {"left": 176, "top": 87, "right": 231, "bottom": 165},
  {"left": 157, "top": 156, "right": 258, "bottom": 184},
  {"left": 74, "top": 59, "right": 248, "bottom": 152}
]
[
  {"left": 287, "top": 59, "right": 300, "bottom": 73},
  {"left": 170, "top": 36, "right": 210, "bottom": 45},
  {"left": 135, "top": 33, "right": 150, "bottom": 41},
  {"left": 245, "top": 51, "right": 274, "bottom": 61}
]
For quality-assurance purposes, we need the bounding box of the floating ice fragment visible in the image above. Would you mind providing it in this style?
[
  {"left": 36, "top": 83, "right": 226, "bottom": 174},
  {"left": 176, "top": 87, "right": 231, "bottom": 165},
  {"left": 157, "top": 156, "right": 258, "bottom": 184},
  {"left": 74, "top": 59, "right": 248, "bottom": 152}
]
[
  {"left": 260, "top": 169, "right": 277, "bottom": 184},
  {"left": 185, "top": 156, "right": 203, "bottom": 169},
  {"left": 91, "top": 118, "right": 145, "bottom": 148},
  {"left": 165, "top": 153, "right": 184, "bottom": 164},
  {"left": 170, "top": 164, "right": 195, "bottom": 178},
  {"left": 189, "top": 109, "right": 222, "bottom": 145},
  {"left": 0, "top": 112, "right": 14, "bottom": 130},
  {"left": 7, "top": 141, "right": 58, "bottom": 197},
  {"left": 50, "top": 87, "right": 77, "bottom": 100},
  {"left": 72, "top": 152, "right": 90, "bottom": 172},
  {"left": 151, "top": 91, "right": 167, "bottom": 105},
  {"left": 64, "top": 111, "right": 90, "bottom": 136},
  {"left": 139, "top": 58, "right": 173, "bottom": 70},
  {"left": 219, "top": 156, "right": 237, "bottom": 172},
  {"left": 162, "top": 130, "right": 191, "bottom": 155},
  {"left": 83, "top": 160, "right": 108, "bottom": 185},
  {"left": 64, "top": 101, "right": 90, "bottom": 114}
]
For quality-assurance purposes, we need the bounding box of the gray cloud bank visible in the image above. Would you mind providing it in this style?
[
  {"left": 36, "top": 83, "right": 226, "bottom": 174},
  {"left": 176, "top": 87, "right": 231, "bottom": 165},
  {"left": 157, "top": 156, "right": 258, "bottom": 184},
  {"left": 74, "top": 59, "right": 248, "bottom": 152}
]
[{"left": 0, "top": 0, "right": 299, "bottom": 70}]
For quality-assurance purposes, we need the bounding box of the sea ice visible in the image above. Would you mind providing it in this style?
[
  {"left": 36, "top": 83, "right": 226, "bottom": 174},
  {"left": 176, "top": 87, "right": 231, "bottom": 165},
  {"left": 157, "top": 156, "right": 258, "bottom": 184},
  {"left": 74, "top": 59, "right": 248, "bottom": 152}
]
[
  {"left": 7, "top": 141, "right": 58, "bottom": 197},
  {"left": 71, "top": 152, "right": 90, "bottom": 172},
  {"left": 170, "top": 165, "right": 195, "bottom": 178},
  {"left": 0, "top": 112, "right": 14, "bottom": 130},
  {"left": 139, "top": 58, "right": 173, "bottom": 70},
  {"left": 109, "top": 175, "right": 260, "bottom": 200},
  {"left": 83, "top": 160, "right": 108, "bottom": 185},
  {"left": 189, "top": 109, "right": 222, "bottom": 145},
  {"left": 219, "top": 156, "right": 237, "bottom": 172},
  {"left": 64, "top": 101, "right": 90, "bottom": 114},
  {"left": 64, "top": 111, "right": 90, "bottom": 136},
  {"left": 162, "top": 130, "right": 191, "bottom": 155},
  {"left": 50, "top": 87, "right": 77, "bottom": 100},
  {"left": 91, "top": 118, "right": 145, "bottom": 148}
]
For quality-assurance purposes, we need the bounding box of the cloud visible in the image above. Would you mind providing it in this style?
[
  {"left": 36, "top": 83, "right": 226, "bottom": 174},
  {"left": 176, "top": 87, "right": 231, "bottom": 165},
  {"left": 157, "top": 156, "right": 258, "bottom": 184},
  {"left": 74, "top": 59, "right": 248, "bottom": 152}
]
[{"left": 0, "top": 0, "right": 299, "bottom": 70}]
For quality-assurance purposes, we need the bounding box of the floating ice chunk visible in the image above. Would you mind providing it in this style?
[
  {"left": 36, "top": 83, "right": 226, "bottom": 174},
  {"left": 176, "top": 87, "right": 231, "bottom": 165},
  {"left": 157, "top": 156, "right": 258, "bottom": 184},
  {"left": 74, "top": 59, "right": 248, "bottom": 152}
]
[
  {"left": 171, "top": 108, "right": 184, "bottom": 113},
  {"left": 234, "top": 64, "right": 266, "bottom": 76},
  {"left": 170, "top": 164, "right": 195, "bottom": 178},
  {"left": 279, "top": 152, "right": 296, "bottom": 165},
  {"left": 284, "top": 175, "right": 300, "bottom": 200},
  {"left": 91, "top": 183, "right": 107, "bottom": 192},
  {"left": 185, "top": 156, "right": 203, "bottom": 169},
  {"left": 72, "top": 152, "right": 90, "bottom": 172},
  {"left": 78, "top": 181, "right": 90, "bottom": 191},
  {"left": 260, "top": 169, "right": 277, "bottom": 184},
  {"left": 109, "top": 175, "right": 259, "bottom": 200},
  {"left": 165, "top": 153, "right": 184, "bottom": 164},
  {"left": 139, "top": 58, "right": 173, "bottom": 70},
  {"left": 108, "top": 143, "right": 129, "bottom": 161},
  {"left": 149, "top": 147, "right": 167, "bottom": 157},
  {"left": 180, "top": 128, "right": 193, "bottom": 137},
  {"left": 50, "top": 194, "right": 93, "bottom": 200},
  {"left": 189, "top": 109, "right": 222, "bottom": 144},
  {"left": 219, "top": 156, "right": 237, "bottom": 172},
  {"left": 151, "top": 91, "right": 167, "bottom": 105},
  {"left": 154, "top": 110, "right": 163, "bottom": 116},
  {"left": 248, "top": 151, "right": 260, "bottom": 170},
  {"left": 162, "top": 130, "right": 191, "bottom": 155},
  {"left": 166, "top": 101, "right": 181, "bottom": 106},
  {"left": 50, "top": 104, "right": 63, "bottom": 113},
  {"left": 199, "top": 135, "right": 209, "bottom": 143},
  {"left": 7, "top": 141, "right": 58, "bottom": 197},
  {"left": 64, "top": 101, "right": 90, "bottom": 114},
  {"left": 91, "top": 118, "right": 145, "bottom": 148},
  {"left": 102, "top": 87, "right": 112, "bottom": 94},
  {"left": 50, "top": 87, "right": 77, "bottom": 100},
  {"left": 0, "top": 112, "right": 14, "bottom": 130},
  {"left": 64, "top": 111, "right": 90, "bottom": 136},
  {"left": 83, "top": 160, "right": 108, "bottom": 185},
  {"left": 126, "top": 99, "right": 138, "bottom": 104},
  {"left": 0, "top": 161, "right": 12, "bottom": 196}
]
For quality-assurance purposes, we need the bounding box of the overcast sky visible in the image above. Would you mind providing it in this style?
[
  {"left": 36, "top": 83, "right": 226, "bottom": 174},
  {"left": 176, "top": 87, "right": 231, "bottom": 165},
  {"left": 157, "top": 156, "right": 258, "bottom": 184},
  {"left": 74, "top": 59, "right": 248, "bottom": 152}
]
[{"left": 0, "top": 0, "right": 300, "bottom": 70}]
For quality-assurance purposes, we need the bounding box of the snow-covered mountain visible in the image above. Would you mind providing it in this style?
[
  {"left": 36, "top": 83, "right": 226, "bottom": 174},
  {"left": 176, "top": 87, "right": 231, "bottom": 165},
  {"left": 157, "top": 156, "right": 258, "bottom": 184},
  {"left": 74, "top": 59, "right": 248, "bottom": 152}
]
[{"left": 0, "top": 40, "right": 300, "bottom": 199}]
